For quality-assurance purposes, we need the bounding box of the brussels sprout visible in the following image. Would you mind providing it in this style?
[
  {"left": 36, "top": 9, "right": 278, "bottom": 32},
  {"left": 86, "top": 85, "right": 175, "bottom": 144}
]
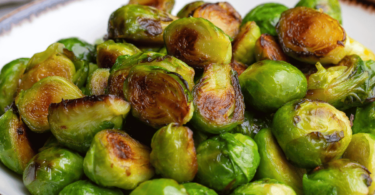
[
  {"left": 231, "top": 111, "right": 271, "bottom": 138},
  {"left": 191, "top": 63, "right": 245, "bottom": 134},
  {"left": 96, "top": 40, "right": 141, "bottom": 69},
  {"left": 272, "top": 99, "right": 352, "bottom": 168},
  {"left": 0, "top": 108, "right": 35, "bottom": 174},
  {"left": 231, "top": 179, "right": 297, "bottom": 195},
  {"left": 19, "top": 43, "right": 76, "bottom": 91},
  {"left": 150, "top": 124, "right": 197, "bottom": 182},
  {"left": 196, "top": 133, "right": 260, "bottom": 192},
  {"left": 239, "top": 60, "right": 307, "bottom": 113},
  {"left": 138, "top": 45, "right": 164, "bottom": 52},
  {"left": 49, "top": 95, "right": 131, "bottom": 153},
  {"left": 123, "top": 65, "right": 193, "bottom": 129},
  {"left": 242, "top": 3, "right": 288, "bottom": 36},
  {"left": 72, "top": 60, "right": 90, "bottom": 89},
  {"left": 276, "top": 7, "right": 375, "bottom": 65},
  {"left": 254, "top": 128, "right": 305, "bottom": 194},
  {"left": 303, "top": 159, "right": 372, "bottom": 195},
  {"left": 177, "top": 1, "right": 205, "bottom": 18},
  {"left": 0, "top": 58, "right": 29, "bottom": 114},
  {"left": 59, "top": 180, "right": 124, "bottom": 195},
  {"left": 58, "top": 37, "right": 95, "bottom": 62},
  {"left": 158, "top": 47, "right": 167, "bottom": 54},
  {"left": 182, "top": 183, "right": 218, "bottom": 195},
  {"left": 128, "top": 0, "right": 175, "bottom": 13},
  {"left": 86, "top": 68, "right": 110, "bottom": 96},
  {"left": 164, "top": 17, "right": 232, "bottom": 69},
  {"left": 38, "top": 136, "right": 60, "bottom": 152},
  {"left": 130, "top": 179, "right": 188, "bottom": 195},
  {"left": 230, "top": 60, "right": 248, "bottom": 76},
  {"left": 295, "top": 0, "right": 342, "bottom": 24},
  {"left": 23, "top": 147, "right": 83, "bottom": 195},
  {"left": 83, "top": 130, "right": 154, "bottom": 190},
  {"left": 343, "top": 133, "right": 375, "bottom": 194},
  {"left": 254, "top": 34, "right": 289, "bottom": 62},
  {"left": 16, "top": 76, "right": 84, "bottom": 133},
  {"left": 232, "top": 21, "right": 261, "bottom": 65},
  {"left": 305, "top": 55, "right": 375, "bottom": 110},
  {"left": 352, "top": 102, "right": 375, "bottom": 135},
  {"left": 107, "top": 4, "right": 177, "bottom": 46}
]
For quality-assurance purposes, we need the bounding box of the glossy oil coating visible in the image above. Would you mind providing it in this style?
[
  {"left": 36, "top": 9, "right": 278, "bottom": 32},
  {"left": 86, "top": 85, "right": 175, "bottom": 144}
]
[
  {"left": 58, "top": 37, "right": 95, "bottom": 62},
  {"left": 182, "top": 182, "right": 218, "bottom": 195},
  {"left": 231, "top": 178, "right": 297, "bottom": 195},
  {"left": 128, "top": 0, "right": 175, "bottom": 13},
  {"left": 130, "top": 178, "right": 188, "bottom": 195}
]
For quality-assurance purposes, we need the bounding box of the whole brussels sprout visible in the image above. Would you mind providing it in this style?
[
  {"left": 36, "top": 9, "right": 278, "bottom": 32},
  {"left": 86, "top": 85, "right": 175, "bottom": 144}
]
[
  {"left": 177, "top": 1, "right": 205, "bottom": 18},
  {"left": 352, "top": 101, "right": 375, "bottom": 135},
  {"left": 83, "top": 130, "right": 154, "bottom": 190},
  {"left": 58, "top": 37, "right": 95, "bottom": 62},
  {"left": 191, "top": 63, "right": 245, "bottom": 134},
  {"left": 231, "top": 111, "right": 271, "bottom": 138},
  {"left": 130, "top": 179, "right": 188, "bottom": 195},
  {"left": 232, "top": 21, "right": 261, "bottom": 65},
  {"left": 86, "top": 68, "right": 110, "bottom": 96},
  {"left": 49, "top": 95, "right": 131, "bottom": 153},
  {"left": 164, "top": 17, "right": 232, "bottom": 69},
  {"left": 0, "top": 108, "right": 35, "bottom": 174},
  {"left": 0, "top": 58, "right": 29, "bottom": 114},
  {"left": 16, "top": 76, "right": 84, "bottom": 133},
  {"left": 182, "top": 183, "right": 218, "bottom": 195},
  {"left": 196, "top": 133, "right": 260, "bottom": 192},
  {"left": 242, "top": 3, "right": 288, "bottom": 36},
  {"left": 254, "top": 34, "right": 289, "bottom": 62},
  {"left": 303, "top": 159, "right": 372, "bottom": 195},
  {"left": 343, "top": 133, "right": 375, "bottom": 194},
  {"left": 128, "top": 0, "right": 175, "bottom": 13},
  {"left": 239, "top": 60, "right": 307, "bottom": 113},
  {"left": 295, "top": 0, "right": 342, "bottom": 24},
  {"left": 254, "top": 128, "right": 305, "bottom": 194},
  {"left": 23, "top": 147, "right": 84, "bottom": 195},
  {"left": 59, "top": 180, "right": 124, "bottom": 195},
  {"left": 150, "top": 124, "right": 197, "bottom": 182},
  {"left": 96, "top": 40, "right": 141, "bottom": 68},
  {"left": 272, "top": 99, "right": 352, "bottom": 168},
  {"left": 231, "top": 179, "right": 297, "bottom": 195}
]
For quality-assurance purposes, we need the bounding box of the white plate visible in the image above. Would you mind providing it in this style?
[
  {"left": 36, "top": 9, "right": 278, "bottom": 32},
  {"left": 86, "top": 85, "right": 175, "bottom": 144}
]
[{"left": 0, "top": 0, "right": 374, "bottom": 194}]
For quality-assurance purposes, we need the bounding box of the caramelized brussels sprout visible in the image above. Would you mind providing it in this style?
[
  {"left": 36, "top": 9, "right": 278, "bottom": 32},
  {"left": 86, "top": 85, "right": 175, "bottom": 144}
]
[
  {"left": 352, "top": 101, "right": 375, "bottom": 135},
  {"left": 0, "top": 108, "right": 35, "bottom": 174},
  {"left": 191, "top": 63, "right": 245, "bottom": 134},
  {"left": 0, "top": 58, "right": 29, "bottom": 114},
  {"left": 230, "top": 60, "right": 248, "bottom": 76},
  {"left": 177, "top": 1, "right": 205, "bottom": 18},
  {"left": 196, "top": 133, "right": 260, "bottom": 192},
  {"left": 182, "top": 183, "right": 218, "bottom": 195},
  {"left": 130, "top": 179, "right": 188, "bottom": 195},
  {"left": 16, "top": 76, "right": 84, "bottom": 133},
  {"left": 295, "top": 0, "right": 342, "bottom": 24},
  {"left": 242, "top": 3, "right": 288, "bottom": 36},
  {"left": 23, "top": 147, "right": 83, "bottom": 195},
  {"left": 254, "top": 34, "right": 289, "bottom": 62},
  {"left": 164, "top": 17, "right": 232, "bottom": 69},
  {"left": 303, "top": 159, "right": 372, "bottom": 195},
  {"left": 231, "top": 111, "right": 271, "bottom": 138},
  {"left": 83, "top": 130, "right": 154, "bottom": 190},
  {"left": 239, "top": 60, "right": 307, "bottom": 113},
  {"left": 86, "top": 68, "right": 110, "bottom": 96},
  {"left": 232, "top": 21, "right": 261, "bottom": 65},
  {"left": 58, "top": 37, "right": 95, "bottom": 62},
  {"left": 272, "top": 99, "right": 352, "bottom": 168},
  {"left": 49, "top": 95, "right": 131, "bottom": 153},
  {"left": 128, "top": 0, "right": 175, "bottom": 13},
  {"left": 59, "top": 180, "right": 124, "bottom": 195},
  {"left": 231, "top": 179, "right": 297, "bottom": 195}
]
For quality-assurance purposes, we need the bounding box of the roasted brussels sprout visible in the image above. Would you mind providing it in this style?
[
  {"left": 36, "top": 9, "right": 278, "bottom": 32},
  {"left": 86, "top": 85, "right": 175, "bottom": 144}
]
[
  {"left": 150, "top": 124, "right": 197, "bottom": 182},
  {"left": 231, "top": 179, "right": 297, "bottom": 195},
  {"left": 182, "top": 183, "right": 218, "bottom": 195},
  {"left": 196, "top": 133, "right": 260, "bottom": 192},
  {"left": 86, "top": 68, "right": 110, "bottom": 95},
  {"left": 96, "top": 40, "right": 140, "bottom": 69},
  {"left": 16, "top": 76, "right": 84, "bottom": 133},
  {"left": 0, "top": 58, "right": 29, "bottom": 114},
  {"left": 49, "top": 95, "right": 131, "bottom": 153},
  {"left": 231, "top": 111, "right": 271, "bottom": 138},
  {"left": 0, "top": 108, "right": 35, "bottom": 174},
  {"left": 232, "top": 21, "right": 261, "bottom": 65},
  {"left": 177, "top": 1, "right": 205, "bottom": 18},
  {"left": 83, "top": 130, "right": 154, "bottom": 190},
  {"left": 230, "top": 60, "right": 248, "bottom": 76},
  {"left": 130, "top": 178, "right": 188, "bottom": 195},
  {"left": 242, "top": 3, "right": 288, "bottom": 36},
  {"left": 239, "top": 60, "right": 307, "bottom": 113},
  {"left": 191, "top": 63, "right": 245, "bottom": 134},
  {"left": 352, "top": 101, "right": 375, "bottom": 135},
  {"left": 58, "top": 37, "right": 95, "bottom": 62},
  {"left": 295, "top": 0, "right": 342, "bottom": 24},
  {"left": 123, "top": 65, "right": 193, "bottom": 129},
  {"left": 272, "top": 99, "right": 352, "bottom": 168},
  {"left": 254, "top": 128, "right": 305, "bottom": 194},
  {"left": 23, "top": 147, "right": 83, "bottom": 195},
  {"left": 59, "top": 180, "right": 124, "bottom": 195},
  {"left": 72, "top": 60, "right": 90, "bottom": 89},
  {"left": 254, "top": 34, "right": 289, "bottom": 62},
  {"left": 303, "top": 159, "right": 372, "bottom": 195},
  {"left": 128, "top": 0, "right": 175, "bottom": 13},
  {"left": 164, "top": 17, "right": 232, "bottom": 69}
]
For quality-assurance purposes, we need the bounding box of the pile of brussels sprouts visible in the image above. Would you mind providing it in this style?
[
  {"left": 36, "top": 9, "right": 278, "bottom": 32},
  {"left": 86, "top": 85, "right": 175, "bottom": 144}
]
[{"left": 1, "top": 0, "right": 375, "bottom": 194}]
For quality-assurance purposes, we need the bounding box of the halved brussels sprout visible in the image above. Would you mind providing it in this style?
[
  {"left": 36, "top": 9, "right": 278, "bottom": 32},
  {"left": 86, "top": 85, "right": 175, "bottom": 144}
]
[
  {"left": 49, "top": 95, "right": 131, "bottom": 153},
  {"left": 123, "top": 65, "right": 193, "bottom": 129},
  {"left": 164, "top": 17, "right": 232, "bottom": 69},
  {"left": 239, "top": 60, "right": 307, "bottom": 113},
  {"left": 16, "top": 76, "right": 84, "bottom": 133},
  {"left": 191, "top": 63, "right": 245, "bottom": 134},
  {"left": 295, "top": 0, "right": 342, "bottom": 24},
  {"left": 150, "top": 124, "right": 197, "bottom": 182},
  {"left": 231, "top": 179, "right": 297, "bottom": 195},
  {"left": 59, "top": 180, "right": 124, "bottom": 195},
  {"left": 130, "top": 179, "right": 188, "bottom": 195},
  {"left": 23, "top": 146, "right": 83, "bottom": 195},
  {"left": 231, "top": 111, "right": 271, "bottom": 138},
  {"left": 128, "top": 0, "right": 175, "bottom": 13},
  {"left": 58, "top": 37, "right": 95, "bottom": 62},
  {"left": 272, "top": 99, "right": 352, "bottom": 168},
  {"left": 182, "top": 183, "right": 218, "bottom": 195},
  {"left": 196, "top": 133, "right": 260, "bottom": 192},
  {"left": 254, "top": 34, "right": 289, "bottom": 62},
  {"left": 83, "top": 130, "right": 154, "bottom": 190},
  {"left": 343, "top": 133, "right": 375, "bottom": 194},
  {"left": 0, "top": 58, "right": 29, "bottom": 114},
  {"left": 177, "top": 1, "right": 205, "bottom": 18},
  {"left": 19, "top": 43, "right": 76, "bottom": 91},
  {"left": 352, "top": 101, "right": 375, "bottom": 135},
  {"left": 254, "top": 128, "right": 305, "bottom": 194},
  {"left": 242, "top": 3, "right": 288, "bottom": 36},
  {"left": 230, "top": 60, "right": 248, "bottom": 76},
  {"left": 232, "top": 21, "right": 261, "bottom": 65},
  {"left": 303, "top": 159, "right": 372, "bottom": 195},
  {"left": 0, "top": 108, "right": 35, "bottom": 174},
  {"left": 86, "top": 68, "right": 110, "bottom": 96}
]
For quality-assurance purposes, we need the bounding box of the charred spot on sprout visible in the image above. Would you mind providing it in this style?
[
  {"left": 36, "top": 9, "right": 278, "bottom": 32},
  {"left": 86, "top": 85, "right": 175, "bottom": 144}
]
[{"left": 255, "top": 34, "right": 289, "bottom": 62}]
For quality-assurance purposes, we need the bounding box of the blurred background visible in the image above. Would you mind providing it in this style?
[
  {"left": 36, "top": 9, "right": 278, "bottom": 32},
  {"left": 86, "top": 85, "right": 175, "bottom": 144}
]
[{"left": 0, "top": 0, "right": 33, "bottom": 18}]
